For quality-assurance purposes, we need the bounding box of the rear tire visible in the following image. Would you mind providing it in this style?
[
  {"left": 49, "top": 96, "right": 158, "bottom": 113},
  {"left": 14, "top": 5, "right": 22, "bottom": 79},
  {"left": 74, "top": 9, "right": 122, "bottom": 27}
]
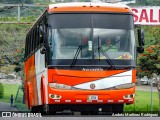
[{"left": 30, "top": 106, "right": 37, "bottom": 113}]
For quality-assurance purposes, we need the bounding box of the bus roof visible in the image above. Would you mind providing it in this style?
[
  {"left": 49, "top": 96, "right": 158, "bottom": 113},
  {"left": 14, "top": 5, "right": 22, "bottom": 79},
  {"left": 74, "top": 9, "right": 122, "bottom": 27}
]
[
  {"left": 48, "top": 2, "right": 132, "bottom": 13},
  {"left": 26, "top": 2, "right": 132, "bottom": 35}
]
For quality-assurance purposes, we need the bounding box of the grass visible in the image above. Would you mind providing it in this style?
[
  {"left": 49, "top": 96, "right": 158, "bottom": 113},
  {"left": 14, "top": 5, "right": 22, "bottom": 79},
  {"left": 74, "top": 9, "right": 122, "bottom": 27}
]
[
  {"left": 14, "top": 102, "right": 29, "bottom": 111},
  {"left": 124, "top": 91, "right": 159, "bottom": 112},
  {"left": 0, "top": 83, "right": 19, "bottom": 103},
  {"left": 14, "top": 86, "right": 29, "bottom": 111}
]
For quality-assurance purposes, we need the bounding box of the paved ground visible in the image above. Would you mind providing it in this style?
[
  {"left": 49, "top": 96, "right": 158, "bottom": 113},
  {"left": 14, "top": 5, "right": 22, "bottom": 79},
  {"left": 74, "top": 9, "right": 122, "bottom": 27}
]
[
  {"left": 136, "top": 85, "right": 158, "bottom": 92},
  {"left": 0, "top": 101, "right": 18, "bottom": 111}
]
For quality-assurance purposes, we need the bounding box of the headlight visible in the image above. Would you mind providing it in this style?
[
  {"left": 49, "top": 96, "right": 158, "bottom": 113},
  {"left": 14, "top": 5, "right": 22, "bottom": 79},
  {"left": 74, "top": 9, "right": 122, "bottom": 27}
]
[
  {"left": 115, "top": 83, "right": 135, "bottom": 89},
  {"left": 49, "top": 83, "right": 72, "bottom": 90}
]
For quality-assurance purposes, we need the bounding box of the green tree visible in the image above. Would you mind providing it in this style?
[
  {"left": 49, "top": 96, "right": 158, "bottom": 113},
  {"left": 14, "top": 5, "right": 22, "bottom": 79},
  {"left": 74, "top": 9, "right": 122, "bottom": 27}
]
[
  {"left": 0, "top": 24, "right": 31, "bottom": 73},
  {"left": 0, "top": 83, "right": 4, "bottom": 99},
  {"left": 13, "top": 48, "right": 24, "bottom": 78},
  {"left": 137, "top": 26, "right": 160, "bottom": 78}
]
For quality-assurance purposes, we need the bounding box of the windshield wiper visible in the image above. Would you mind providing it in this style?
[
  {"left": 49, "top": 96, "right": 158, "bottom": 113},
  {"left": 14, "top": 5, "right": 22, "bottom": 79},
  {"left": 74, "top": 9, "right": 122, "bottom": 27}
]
[
  {"left": 98, "top": 37, "right": 115, "bottom": 69},
  {"left": 70, "top": 45, "right": 82, "bottom": 68}
]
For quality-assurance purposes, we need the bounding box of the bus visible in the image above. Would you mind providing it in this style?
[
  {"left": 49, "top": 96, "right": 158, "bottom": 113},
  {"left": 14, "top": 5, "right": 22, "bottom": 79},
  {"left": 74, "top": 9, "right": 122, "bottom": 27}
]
[{"left": 24, "top": 2, "right": 144, "bottom": 114}]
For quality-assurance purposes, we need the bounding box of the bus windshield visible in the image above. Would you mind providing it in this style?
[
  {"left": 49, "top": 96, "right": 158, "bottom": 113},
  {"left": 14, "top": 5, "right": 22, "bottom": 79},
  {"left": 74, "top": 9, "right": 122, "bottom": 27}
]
[{"left": 48, "top": 13, "right": 136, "bottom": 68}]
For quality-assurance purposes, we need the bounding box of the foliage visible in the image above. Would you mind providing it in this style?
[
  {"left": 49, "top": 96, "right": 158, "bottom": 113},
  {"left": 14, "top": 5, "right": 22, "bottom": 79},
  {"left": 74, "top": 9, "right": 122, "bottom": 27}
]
[
  {"left": 0, "top": 17, "right": 37, "bottom": 22},
  {"left": 0, "top": 6, "right": 45, "bottom": 19},
  {"left": 0, "top": 65, "right": 16, "bottom": 75},
  {"left": 0, "top": 83, "right": 4, "bottom": 99},
  {"left": 1, "top": 0, "right": 160, "bottom": 6},
  {"left": 125, "top": 0, "right": 160, "bottom": 6},
  {"left": 137, "top": 26, "right": 160, "bottom": 79},
  {"left": 135, "top": 0, "right": 160, "bottom": 6},
  {"left": 137, "top": 45, "right": 160, "bottom": 78},
  {"left": 14, "top": 85, "right": 28, "bottom": 110},
  {"left": 0, "top": 24, "right": 31, "bottom": 75},
  {"left": 14, "top": 102, "right": 29, "bottom": 111}
]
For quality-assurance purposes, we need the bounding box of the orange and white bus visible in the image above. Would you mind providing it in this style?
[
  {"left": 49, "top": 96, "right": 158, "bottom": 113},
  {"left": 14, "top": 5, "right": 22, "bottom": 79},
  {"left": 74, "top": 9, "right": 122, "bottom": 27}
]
[{"left": 24, "top": 2, "right": 144, "bottom": 114}]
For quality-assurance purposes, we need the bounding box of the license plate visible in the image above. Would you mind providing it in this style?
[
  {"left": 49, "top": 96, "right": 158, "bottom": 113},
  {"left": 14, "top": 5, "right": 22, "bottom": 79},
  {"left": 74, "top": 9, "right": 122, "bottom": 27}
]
[{"left": 88, "top": 95, "right": 98, "bottom": 101}]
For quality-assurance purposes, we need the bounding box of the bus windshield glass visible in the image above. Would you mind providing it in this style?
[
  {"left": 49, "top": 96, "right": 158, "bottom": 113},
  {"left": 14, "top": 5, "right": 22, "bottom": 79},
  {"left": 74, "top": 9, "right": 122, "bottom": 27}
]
[{"left": 48, "top": 13, "right": 136, "bottom": 68}]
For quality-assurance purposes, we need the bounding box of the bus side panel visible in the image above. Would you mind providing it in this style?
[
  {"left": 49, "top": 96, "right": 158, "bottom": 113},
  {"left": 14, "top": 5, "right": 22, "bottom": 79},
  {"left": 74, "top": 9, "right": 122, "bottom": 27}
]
[
  {"left": 24, "top": 61, "right": 29, "bottom": 109},
  {"left": 25, "top": 48, "right": 48, "bottom": 109},
  {"left": 35, "top": 49, "right": 48, "bottom": 106},
  {"left": 47, "top": 69, "right": 135, "bottom": 105},
  {"left": 132, "top": 70, "right": 137, "bottom": 83},
  {"left": 24, "top": 54, "right": 38, "bottom": 108}
]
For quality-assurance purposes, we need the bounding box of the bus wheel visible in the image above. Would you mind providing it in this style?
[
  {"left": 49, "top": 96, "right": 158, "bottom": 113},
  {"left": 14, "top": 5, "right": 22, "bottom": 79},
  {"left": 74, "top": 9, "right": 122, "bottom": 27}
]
[
  {"left": 30, "top": 106, "right": 37, "bottom": 113},
  {"left": 112, "top": 104, "right": 124, "bottom": 114}
]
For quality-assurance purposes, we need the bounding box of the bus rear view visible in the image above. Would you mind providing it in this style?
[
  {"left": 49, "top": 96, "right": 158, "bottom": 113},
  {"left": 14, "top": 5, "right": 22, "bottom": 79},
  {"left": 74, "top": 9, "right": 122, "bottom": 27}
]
[{"left": 24, "top": 2, "right": 137, "bottom": 115}]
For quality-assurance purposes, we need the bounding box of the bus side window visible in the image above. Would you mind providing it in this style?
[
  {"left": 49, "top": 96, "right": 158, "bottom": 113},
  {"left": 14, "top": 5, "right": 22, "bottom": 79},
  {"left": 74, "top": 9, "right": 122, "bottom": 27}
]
[
  {"left": 33, "top": 26, "right": 37, "bottom": 51},
  {"left": 30, "top": 32, "right": 32, "bottom": 54},
  {"left": 31, "top": 30, "right": 33, "bottom": 53},
  {"left": 39, "top": 15, "right": 47, "bottom": 46},
  {"left": 33, "top": 27, "right": 36, "bottom": 51},
  {"left": 35, "top": 25, "right": 38, "bottom": 49},
  {"left": 29, "top": 31, "right": 32, "bottom": 53},
  {"left": 37, "top": 24, "right": 40, "bottom": 48},
  {"left": 33, "top": 27, "right": 35, "bottom": 51},
  {"left": 40, "top": 22, "right": 44, "bottom": 45},
  {"left": 32, "top": 29, "right": 35, "bottom": 52}
]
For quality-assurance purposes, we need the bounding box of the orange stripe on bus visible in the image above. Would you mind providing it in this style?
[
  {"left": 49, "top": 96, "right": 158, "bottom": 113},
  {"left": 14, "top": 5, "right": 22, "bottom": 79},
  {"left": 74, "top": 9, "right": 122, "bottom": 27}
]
[{"left": 49, "top": 6, "right": 131, "bottom": 13}]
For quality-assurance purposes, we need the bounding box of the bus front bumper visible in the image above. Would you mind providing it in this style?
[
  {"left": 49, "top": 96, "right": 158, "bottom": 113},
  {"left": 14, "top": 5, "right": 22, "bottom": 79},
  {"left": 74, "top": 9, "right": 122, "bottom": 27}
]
[{"left": 48, "top": 87, "right": 135, "bottom": 104}]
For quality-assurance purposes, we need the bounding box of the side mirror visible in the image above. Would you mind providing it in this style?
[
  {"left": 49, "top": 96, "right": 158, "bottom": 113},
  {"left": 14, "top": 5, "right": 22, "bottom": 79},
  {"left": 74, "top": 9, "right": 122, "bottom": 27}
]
[
  {"left": 138, "top": 28, "right": 144, "bottom": 46},
  {"left": 40, "top": 46, "right": 46, "bottom": 54},
  {"left": 137, "top": 26, "right": 144, "bottom": 53},
  {"left": 137, "top": 47, "right": 144, "bottom": 53}
]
